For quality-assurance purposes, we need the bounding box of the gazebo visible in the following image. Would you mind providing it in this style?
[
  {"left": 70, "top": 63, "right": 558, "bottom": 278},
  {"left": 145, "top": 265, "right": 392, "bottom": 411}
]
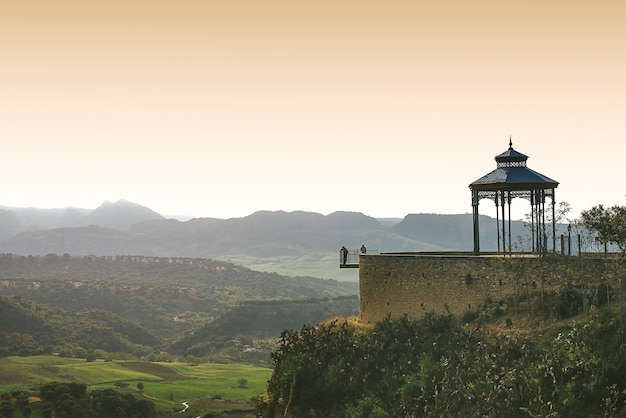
[{"left": 469, "top": 138, "right": 559, "bottom": 255}]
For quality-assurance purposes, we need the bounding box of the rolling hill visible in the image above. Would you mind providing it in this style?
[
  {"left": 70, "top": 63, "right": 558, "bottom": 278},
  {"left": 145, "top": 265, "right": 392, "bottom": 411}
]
[
  {"left": 0, "top": 253, "right": 358, "bottom": 360},
  {"left": 0, "top": 200, "right": 536, "bottom": 281}
]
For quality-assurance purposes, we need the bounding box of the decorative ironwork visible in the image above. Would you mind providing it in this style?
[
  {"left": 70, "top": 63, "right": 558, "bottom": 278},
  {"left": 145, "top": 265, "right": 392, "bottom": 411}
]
[
  {"left": 497, "top": 160, "right": 527, "bottom": 168},
  {"left": 476, "top": 188, "right": 555, "bottom": 203},
  {"left": 469, "top": 138, "right": 559, "bottom": 256}
]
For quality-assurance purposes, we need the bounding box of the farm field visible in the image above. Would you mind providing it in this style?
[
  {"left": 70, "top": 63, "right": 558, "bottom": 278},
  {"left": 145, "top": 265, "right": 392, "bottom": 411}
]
[{"left": 0, "top": 355, "right": 272, "bottom": 416}]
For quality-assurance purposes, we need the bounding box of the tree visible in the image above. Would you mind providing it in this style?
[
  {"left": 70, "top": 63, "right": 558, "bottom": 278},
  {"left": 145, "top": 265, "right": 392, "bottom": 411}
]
[
  {"left": 21, "top": 406, "right": 31, "bottom": 418},
  {"left": 136, "top": 382, "right": 144, "bottom": 392},
  {"left": 237, "top": 378, "right": 248, "bottom": 389},
  {"left": 266, "top": 320, "right": 364, "bottom": 417},
  {"left": 0, "top": 400, "right": 13, "bottom": 418},
  {"left": 610, "top": 206, "right": 626, "bottom": 254},
  {"left": 339, "top": 395, "right": 390, "bottom": 418},
  {"left": 581, "top": 204, "right": 626, "bottom": 255},
  {"left": 518, "top": 201, "right": 572, "bottom": 253},
  {"left": 55, "top": 397, "right": 86, "bottom": 418},
  {"left": 551, "top": 201, "right": 573, "bottom": 228}
]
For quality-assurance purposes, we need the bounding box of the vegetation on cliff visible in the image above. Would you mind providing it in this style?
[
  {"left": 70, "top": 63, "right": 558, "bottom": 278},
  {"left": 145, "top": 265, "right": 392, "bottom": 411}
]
[{"left": 260, "top": 304, "right": 626, "bottom": 417}]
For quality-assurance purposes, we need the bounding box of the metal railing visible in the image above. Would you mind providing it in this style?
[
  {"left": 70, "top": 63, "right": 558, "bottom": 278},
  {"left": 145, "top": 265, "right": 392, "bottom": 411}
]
[
  {"left": 339, "top": 248, "right": 380, "bottom": 266},
  {"left": 339, "top": 249, "right": 360, "bottom": 266}
]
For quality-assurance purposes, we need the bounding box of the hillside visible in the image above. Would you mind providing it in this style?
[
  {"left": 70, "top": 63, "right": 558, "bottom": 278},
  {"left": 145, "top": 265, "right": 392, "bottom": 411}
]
[
  {"left": 0, "top": 254, "right": 358, "bottom": 361},
  {"left": 0, "top": 296, "right": 160, "bottom": 356},
  {"left": 166, "top": 296, "right": 360, "bottom": 360}
]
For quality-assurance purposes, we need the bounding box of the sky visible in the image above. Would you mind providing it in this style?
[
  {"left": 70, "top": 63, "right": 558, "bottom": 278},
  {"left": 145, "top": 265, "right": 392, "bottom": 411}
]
[{"left": 1, "top": 1, "right": 624, "bottom": 221}]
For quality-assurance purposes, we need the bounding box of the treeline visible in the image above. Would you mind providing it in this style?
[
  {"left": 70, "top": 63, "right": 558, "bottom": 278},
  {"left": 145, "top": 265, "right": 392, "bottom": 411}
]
[
  {"left": 259, "top": 309, "right": 626, "bottom": 417},
  {"left": 168, "top": 296, "right": 359, "bottom": 361},
  {"left": 0, "top": 294, "right": 359, "bottom": 364},
  {"left": 0, "top": 296, "right": 159, "bottom": 358},
  {"left": 1, "top": 382, "right": 171, "bottom": 417}
]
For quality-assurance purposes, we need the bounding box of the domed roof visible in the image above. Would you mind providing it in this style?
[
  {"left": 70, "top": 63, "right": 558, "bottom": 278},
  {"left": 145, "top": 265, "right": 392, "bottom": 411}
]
[
  {"left": 495, "top": 139, "right": 528, "bottom": 164},
  {"left": 469, "top": 138, "right": 559, "bottom": 191}
]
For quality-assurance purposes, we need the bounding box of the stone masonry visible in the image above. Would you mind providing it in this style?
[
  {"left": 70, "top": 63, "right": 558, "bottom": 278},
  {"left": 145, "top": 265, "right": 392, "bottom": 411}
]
[{"left": 359, "top": 252, "right": 616, "bottom": 323}]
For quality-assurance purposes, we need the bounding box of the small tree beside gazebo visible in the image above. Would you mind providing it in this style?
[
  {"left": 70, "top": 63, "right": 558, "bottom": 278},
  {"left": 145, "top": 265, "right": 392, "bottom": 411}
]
[{"left": 469, "top": 138, "right": 559, "bottom": 255}]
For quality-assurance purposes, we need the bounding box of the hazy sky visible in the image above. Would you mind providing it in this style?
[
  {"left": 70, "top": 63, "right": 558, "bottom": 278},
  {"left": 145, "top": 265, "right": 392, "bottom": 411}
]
[{"left": 2, "top": 1, "right": 624, "bottom": 220}]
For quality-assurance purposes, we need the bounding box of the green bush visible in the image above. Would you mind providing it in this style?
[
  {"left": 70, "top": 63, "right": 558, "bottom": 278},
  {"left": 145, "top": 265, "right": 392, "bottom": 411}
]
[{"left": 260, "top": 310, "right": 626, "bottom": 417}]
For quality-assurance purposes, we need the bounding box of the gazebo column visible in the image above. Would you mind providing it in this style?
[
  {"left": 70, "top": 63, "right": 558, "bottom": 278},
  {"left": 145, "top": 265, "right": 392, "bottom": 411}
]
[
  {"left": 507, "top": 191, "right": 512, "bottom": 254},
  {"left": 500, "top": 190, "right": 506, "bottom": 253},
  {"left": 495, "top": 193, "right": 500, "bottom": 253},
  {"left": 533, "top": 190, "right": 540, "bottom": 253},
  {"left": 529, "top": 191, "right": 533, "bottom": 252},
  {"left": 552, "top": 189, "right": 556, "bottom": 253},
  {"left": 541, "top": 190, "right": 548, "bottom": 254},
  {"left": 472, "top": 189, "right": 480, "bottom": 255}
]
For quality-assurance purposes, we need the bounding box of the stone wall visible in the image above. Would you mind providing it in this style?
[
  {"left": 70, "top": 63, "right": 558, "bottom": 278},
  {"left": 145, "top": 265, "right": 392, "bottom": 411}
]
[{"left": 359, "top": 253, "right": 617, "bottom": 323}]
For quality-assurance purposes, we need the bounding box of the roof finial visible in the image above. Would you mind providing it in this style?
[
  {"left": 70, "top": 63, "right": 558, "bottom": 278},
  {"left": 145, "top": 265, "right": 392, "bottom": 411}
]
[{"left": 509, "top": 135, "right": 513, "bottom": 149}]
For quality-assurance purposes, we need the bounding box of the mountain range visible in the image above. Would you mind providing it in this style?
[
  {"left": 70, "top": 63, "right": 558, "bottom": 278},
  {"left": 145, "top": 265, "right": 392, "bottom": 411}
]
[{"left": 0, "top": 200, "right": 539, "bottom": 279}]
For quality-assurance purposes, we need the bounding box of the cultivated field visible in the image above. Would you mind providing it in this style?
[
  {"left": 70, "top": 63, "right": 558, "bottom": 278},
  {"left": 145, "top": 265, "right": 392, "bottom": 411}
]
[{"left": 0, "top": 355, "right": 272, "bottom": 416}]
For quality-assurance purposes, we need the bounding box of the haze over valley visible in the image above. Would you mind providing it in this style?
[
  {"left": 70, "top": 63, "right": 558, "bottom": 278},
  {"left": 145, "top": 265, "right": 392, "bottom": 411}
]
[{"left": 0, "top": 199, "right": 537, "bottom": 281}]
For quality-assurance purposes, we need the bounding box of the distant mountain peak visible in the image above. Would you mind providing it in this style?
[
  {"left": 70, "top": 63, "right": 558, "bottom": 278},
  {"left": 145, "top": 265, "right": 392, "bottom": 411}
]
[
  {"left": 89, "top": 199, "right": 164, "bottom": 231},
  {"left": 98, "top": 198, "right": 137, "bottom": 207}
]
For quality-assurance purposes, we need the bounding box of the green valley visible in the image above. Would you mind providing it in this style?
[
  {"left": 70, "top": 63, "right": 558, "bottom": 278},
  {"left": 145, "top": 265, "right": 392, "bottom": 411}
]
[{"left": 0, "top": 356, "right": 270, "bottom": 417}]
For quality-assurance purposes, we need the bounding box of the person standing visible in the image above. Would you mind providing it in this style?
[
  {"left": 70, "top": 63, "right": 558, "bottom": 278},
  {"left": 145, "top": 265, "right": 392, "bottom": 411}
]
[
  {"left": 341, "top": 246, "right": 348, "bottom": 264},
  {"left": 360, "top": 244, "right": 367, "bottom": 254}
]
